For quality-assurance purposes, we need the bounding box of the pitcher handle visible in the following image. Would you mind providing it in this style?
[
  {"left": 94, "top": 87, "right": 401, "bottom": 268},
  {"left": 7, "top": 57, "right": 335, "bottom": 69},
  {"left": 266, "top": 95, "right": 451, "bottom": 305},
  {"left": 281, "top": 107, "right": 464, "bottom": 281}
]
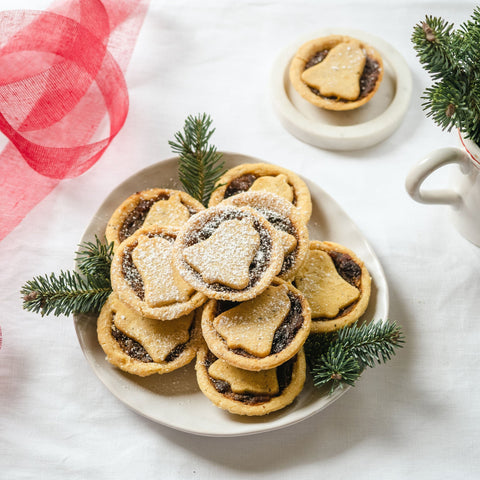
[{"left": 405, "top": 147, "right": 472, "bottom": 206}]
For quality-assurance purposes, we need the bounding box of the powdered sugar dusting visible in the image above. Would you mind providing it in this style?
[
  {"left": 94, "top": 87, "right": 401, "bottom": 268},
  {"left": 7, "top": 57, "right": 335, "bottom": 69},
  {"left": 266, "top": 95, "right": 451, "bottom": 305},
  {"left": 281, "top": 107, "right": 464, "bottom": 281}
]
[
  {"left": 183, "top": 218, "right": 260, "bottom": 289},
  {"left": 133, "top": 235, "right": 194, "bottom": 307},
  {"left": 175, "top": 205, "right": 278, "bottom": 297},
  {"left": 220, "top": 191, "right": 307, "bottom": 278}
]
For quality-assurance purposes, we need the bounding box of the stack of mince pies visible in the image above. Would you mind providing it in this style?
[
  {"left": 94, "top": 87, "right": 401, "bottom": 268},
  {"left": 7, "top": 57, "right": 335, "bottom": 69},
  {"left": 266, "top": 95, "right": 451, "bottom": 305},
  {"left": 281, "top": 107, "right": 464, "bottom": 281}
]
[{"left": 97, "top": 162, "right": 372, "bottom": 416}]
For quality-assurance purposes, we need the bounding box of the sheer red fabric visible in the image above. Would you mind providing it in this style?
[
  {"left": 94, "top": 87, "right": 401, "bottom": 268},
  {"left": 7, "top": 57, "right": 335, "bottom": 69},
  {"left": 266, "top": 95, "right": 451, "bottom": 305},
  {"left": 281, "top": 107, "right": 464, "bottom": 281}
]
[{"left": 0, "top": 0, "right": 149, "bottom": 240}]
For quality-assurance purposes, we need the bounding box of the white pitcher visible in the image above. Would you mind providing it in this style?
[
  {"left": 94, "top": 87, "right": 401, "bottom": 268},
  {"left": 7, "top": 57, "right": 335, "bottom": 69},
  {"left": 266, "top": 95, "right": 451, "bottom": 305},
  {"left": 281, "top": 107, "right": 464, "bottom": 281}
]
[{"left": 405, "top": 132, "right": 480, "bottom": 247}]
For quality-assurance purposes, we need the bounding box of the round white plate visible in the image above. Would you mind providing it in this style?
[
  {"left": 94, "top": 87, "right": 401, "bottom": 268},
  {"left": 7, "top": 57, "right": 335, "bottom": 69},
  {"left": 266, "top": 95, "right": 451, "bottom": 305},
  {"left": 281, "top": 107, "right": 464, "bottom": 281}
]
[
  {"left": 74, "top": 153, "right": 389, "bottom": 436},
  {"left": 270, "top": 28, "right": 412, "bottom": 150}
]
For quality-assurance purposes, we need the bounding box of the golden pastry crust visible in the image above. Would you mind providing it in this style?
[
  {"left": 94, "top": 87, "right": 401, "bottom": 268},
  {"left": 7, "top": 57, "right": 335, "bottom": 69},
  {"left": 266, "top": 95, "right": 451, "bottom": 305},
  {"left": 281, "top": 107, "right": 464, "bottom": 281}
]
[
  {"left": 293, "top": 241, "right": 371, "bottom": 333},
  {"left": 289, "top": 35, "right": 384, "bottom": 111},
  {"left": 110, "top": 225, "right": 207, "bottom": 320},
  {"left": 201, "top": 278, "right": 311, "bottom": 371},
  {"left": 208, "top": 163, "right": 312, "bottom": 223},
  {"left": 195, "top": 341, "right": 306, "bottom": 416},
  {"left": 172, "top": 205, "right": 284, "bottom": 302},
  {"left": 219, "top": 191, "right": 309, "bottom": 281},
  {"left": 106, "top": 188, "right": 205, "bottom": 250},
  {"left": 97, "top": 294, "right": 201, "bottom": 376}
]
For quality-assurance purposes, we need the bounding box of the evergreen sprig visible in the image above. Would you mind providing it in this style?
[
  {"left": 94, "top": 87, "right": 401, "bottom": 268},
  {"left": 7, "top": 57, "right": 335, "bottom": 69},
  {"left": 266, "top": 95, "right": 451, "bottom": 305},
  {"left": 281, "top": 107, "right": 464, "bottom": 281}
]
[
  {"left": 310, "top": 343, "right": 362, "bottom": 392},
  {"left": 21, "top": 271, "right": 111, "bottom": 317},
  {"left": 21, "top": 237, "right": 114, "bottom": 317},
  {"left": 412, "top": 7, "right": 480, "bottom": 143},
  {"left": 411, "top": 16, "right": 458, "bottom": 79},
  {"left": 305, "top": 321, "right": 404, "bottom": 393},
  {"left": 75, "top": 235, "right": 114, "bottom": 278},
  {"left": 169, "top": 113, "right": 226, "bottom": 207}
]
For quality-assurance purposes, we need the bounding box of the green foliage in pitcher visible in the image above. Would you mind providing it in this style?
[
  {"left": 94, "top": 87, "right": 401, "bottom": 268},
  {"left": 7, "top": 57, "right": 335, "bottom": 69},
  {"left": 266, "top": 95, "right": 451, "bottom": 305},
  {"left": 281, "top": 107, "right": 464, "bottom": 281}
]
[{"left": 412, "top": 7, "right": 480, "bottom": 143}]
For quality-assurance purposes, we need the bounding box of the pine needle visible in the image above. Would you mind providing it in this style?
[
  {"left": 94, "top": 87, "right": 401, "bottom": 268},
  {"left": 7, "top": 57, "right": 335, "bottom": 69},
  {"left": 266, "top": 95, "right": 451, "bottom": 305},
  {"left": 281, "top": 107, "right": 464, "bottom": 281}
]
[
  {"left": 310, "top": 343, "right": 362, "bottom": 393},
  {"left": 21, "top": 270, "right": 111, "bottom": 317},
  {"left": 21, "top": 237, "right": 114, "bottom": 317},
  {"left": 75, "top": 235, "right": 114, "bottom": 278},
  {"left": 411, "top": 7, "right": 480, "bottom": 143},
  {"left": 169, "top": 113, "right": 226, "bottom": 206},
  {"left": 306, "top": 320, "right": 405, "bottom": 393},
  {"left": 336, "top": 320, "right": 405, "bottom": 367}
]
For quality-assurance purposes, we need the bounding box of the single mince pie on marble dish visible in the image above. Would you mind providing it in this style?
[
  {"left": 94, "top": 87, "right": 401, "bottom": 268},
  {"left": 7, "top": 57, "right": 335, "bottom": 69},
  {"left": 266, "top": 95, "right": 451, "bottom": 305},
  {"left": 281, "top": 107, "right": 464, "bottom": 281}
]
[
  {"left": 106, "top": 188, "right": 205, "bottom": 250},
  {"left": 110, "top": 224, "right": 207, "bottom": 320},
  {"left": 97, "top": 294, "right": 201, "bottom": 376},
  {"left": 201, "top": 278, "right": 311, "bottom": 371},
  {"left": 195, "top": 340, "right": 306, "bottom": 416},
  {"left": 293, "top": 241, "right": 371, "bottom": 333},
  {"left": 208, "top": 163, "right": 312, "bottom": 224},
  {"left": 289, "top": 35, "right": 383, "bottom": 111},
  {"left": 219, "top": 191, "right": 309, "bottom": 281},
  {"left": 172, "top": 204, "right": 284, "bottom": 302}
]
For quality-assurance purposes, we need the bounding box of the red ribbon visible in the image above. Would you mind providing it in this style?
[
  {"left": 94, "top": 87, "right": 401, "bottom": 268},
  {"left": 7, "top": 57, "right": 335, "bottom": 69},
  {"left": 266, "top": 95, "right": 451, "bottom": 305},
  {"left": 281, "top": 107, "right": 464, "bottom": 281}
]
[{"left": 0, "top": 0, "right": 149, "bottom": 240}]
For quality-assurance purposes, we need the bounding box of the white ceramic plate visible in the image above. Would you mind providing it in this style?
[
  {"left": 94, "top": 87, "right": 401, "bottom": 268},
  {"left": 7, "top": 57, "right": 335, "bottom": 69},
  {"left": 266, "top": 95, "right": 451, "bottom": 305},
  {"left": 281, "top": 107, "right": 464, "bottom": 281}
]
[
  {"left": 270, "top": 28, "right": 412, "bottom": 150},
  {"left": 74, "top": 153, "right": 389, "bottom": 437}
]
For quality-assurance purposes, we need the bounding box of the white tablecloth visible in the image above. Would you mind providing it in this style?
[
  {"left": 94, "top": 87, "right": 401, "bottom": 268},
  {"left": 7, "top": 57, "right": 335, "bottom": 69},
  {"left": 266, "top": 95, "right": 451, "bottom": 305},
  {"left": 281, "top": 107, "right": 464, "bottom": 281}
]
[{"left": 2, "top": 1, "right": 480, "bottom": 478}]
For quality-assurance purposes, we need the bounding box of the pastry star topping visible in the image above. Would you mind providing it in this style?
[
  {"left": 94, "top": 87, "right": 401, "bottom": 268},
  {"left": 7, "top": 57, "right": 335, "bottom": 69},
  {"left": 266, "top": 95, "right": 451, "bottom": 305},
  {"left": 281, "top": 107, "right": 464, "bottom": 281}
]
[
  {"left": 183, "top": 218, "right": 260, "bottom": 289},
  {"left": 113, "top": 298, "right": 193, "bottom": 362},
  {"left": 249, "top": 174, "right": 294, "bottom": 202},
  {"left": 213, "top": 284, "right": 291, "bottom": 357},
  {"left": 208, "top": 358, "right": 279, "bottom": 395},
  {"left": 132, "top": 235, "right": 194, "bottom": 307},
  {"left": 143, "top": 192, "right": 191, "bottom": 228},
  {"left": 301, "top": 40, "right": 366, "bottom": 101},
  {"left": 295, "top": 250, "right": 359, "bottom": 318}
]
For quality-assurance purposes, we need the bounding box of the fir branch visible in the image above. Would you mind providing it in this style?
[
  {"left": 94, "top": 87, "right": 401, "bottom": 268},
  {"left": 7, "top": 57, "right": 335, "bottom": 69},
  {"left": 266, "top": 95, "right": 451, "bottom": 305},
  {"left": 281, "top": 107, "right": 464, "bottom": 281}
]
[
  {"left": 335, "top": 320, "right": 405, "bottom": 368},
  {"left": 458, "top": 6, "right": 480, "bottom": 68},
  {"left": 21, "top": 270, "right": 111, "bottom": 317},
  {"left": 306, "top": 320, "right": 404, "bottom": 393},
  {"left": 169, "top": 113, "right": 226, "bottom": 207},
  {"left": 310, "top": 343, "right": 361, "bottom": 393},
  {"left": 421, "top": 79, "right": 470, "bottom": 133},
  {"left": 75, "top": 236, "right": 114, "bottom": 279},
  {"left": 412, "top": 16, "right": 459, "bottom": 80},
  {"left": 21, "top": 237, "right": 114, "bottom": 317},
  {"left": 412, "top": 8, "right": 480, "bottom": 144}
]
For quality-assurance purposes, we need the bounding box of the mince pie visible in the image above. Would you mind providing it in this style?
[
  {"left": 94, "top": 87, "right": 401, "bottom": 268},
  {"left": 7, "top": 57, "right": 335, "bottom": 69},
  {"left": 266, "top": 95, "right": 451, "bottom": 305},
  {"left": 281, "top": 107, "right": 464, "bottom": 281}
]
[
  {"left": 201, "top": 279, "right": 311, "bottom": 371},
  {"left": 106, "top": 188, "right": 205, "bottom": 250},
  {"left": 172, "top": 204, "right": 284, "bottom": 302},
  {"left": 220, "top": 191, "right": 309, "bottom": 281},
  {"left": 97, "top": 294, "right": 200, "bottom": 376},
  {"left": 208, "top": 163, "right": 312, "bottom": 223},
  {"left": 195, "top": 341, "right": 306, "bottom": 416},
  {"left": 289, "top": 35, "right": 383, "bottom": 111},
  {"left": 293, "top": 241, "right": 371, "bottom": 333},
  {"left": 110, "top": 225, "right": 207, "bottom": 320}
]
